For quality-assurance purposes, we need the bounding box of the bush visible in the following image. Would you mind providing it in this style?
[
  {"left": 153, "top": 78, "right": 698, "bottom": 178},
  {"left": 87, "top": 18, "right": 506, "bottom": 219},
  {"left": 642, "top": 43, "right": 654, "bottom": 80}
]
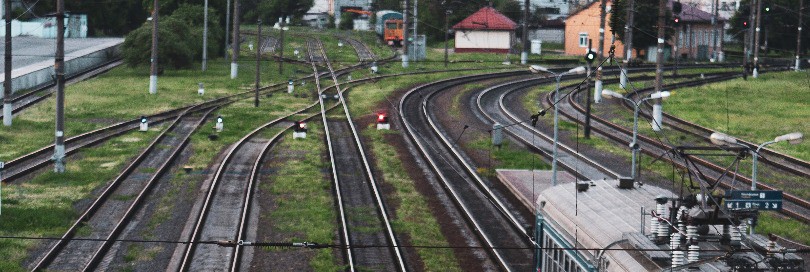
[{"left": 122, "top": 4, "right": 223, "bottom": 70}]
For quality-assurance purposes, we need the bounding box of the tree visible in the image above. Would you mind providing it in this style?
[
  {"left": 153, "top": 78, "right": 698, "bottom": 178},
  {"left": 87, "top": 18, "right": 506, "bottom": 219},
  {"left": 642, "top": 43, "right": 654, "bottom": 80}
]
[
  {"left": 339, "top": 12, "right": 355, "bottom": 30},
  {"left": 122, "top": 5, "right": 223, "bottom": 70},
  {"left": 729, "top": 0, "right": 809, "bottom": 55},
  {"left": 241, "top": 0, "right": 313, "bottom": 23},
  {"left": 609, "top": 0, "right": 672, "bottom": 53}
]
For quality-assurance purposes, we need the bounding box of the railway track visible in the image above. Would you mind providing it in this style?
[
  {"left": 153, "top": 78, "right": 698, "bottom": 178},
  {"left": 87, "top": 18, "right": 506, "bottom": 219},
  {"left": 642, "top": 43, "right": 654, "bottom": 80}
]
[
  {"left": 340, "top": 36, "right": 377, "bottom": 62},
  {"left": 31, "top": 100, "right": 223, "bottom": 271},
  {"left": 0, "top": 59, "right": 123, "bottom": 119},
  {"left": 622, "top": 72, "right": 810, "bottom": 180},
  {"left": 311, "top": 38, "right": 407, "bottom": 271},
  {"left": 399, "top": 71, "right": 536, "bottom": 271},
  {"left": 174, "top": 102, "right": 318, "bottom": 271},
  {"left": 555, "top": 71, "right": 810, "bottom": 224}
]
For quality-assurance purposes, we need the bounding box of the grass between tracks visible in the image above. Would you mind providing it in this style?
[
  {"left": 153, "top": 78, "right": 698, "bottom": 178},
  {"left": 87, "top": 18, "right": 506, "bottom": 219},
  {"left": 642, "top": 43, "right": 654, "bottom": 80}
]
[
  {"left": 522, "top": 71, "right": 810, "bottom": 245},
  {"left": 663, "top": 71, "right": 810, "bottom": 161},
  {"left": 0, "top": 52, "right": 311, "bottom": 162},
  {"left": 0, "top": 128, "right": 160, "bottom": 271},
  {"left": 345, "top": 69, "right": 523, "bottom": 270},
  {"left": 261, "top": 122, "right": 341, "bottom": 271}
]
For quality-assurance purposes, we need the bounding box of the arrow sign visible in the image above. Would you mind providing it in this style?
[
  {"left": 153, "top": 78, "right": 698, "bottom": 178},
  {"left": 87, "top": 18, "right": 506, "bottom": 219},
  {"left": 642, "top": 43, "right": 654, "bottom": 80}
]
[{"left": 726, "top": 190, "right": 783, "bottom": 211}]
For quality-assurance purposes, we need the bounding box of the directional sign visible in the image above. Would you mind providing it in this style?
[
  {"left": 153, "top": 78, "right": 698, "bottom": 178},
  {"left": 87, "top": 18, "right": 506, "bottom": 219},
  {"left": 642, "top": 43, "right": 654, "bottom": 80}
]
[{"left": 726, "top": 190, "right": 783, "bottom": 211}]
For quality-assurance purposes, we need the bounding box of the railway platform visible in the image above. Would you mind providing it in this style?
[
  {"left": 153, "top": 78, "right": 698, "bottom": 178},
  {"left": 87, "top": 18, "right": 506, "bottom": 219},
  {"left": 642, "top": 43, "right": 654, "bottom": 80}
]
[{"left": 0, "top": 37, "right": 122, "bottom": 98}]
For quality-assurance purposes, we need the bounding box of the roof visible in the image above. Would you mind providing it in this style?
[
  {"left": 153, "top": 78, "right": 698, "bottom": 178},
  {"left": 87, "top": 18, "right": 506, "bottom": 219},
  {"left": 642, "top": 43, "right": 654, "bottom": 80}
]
[
  {"left": 537, "top": 180, "right": 674, "bottom": 271},
  {"left": 672, "top": 0, "right": 720, "bottom": 23},
  {"left": 452, "top": 7, "right": 517, "bottom": 31}
]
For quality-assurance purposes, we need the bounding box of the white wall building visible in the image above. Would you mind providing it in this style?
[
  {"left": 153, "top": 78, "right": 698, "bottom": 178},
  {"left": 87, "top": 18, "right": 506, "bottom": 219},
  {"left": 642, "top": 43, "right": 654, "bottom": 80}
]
[{"left": 530, "top": 0, "right": 571, "bottom": 20}]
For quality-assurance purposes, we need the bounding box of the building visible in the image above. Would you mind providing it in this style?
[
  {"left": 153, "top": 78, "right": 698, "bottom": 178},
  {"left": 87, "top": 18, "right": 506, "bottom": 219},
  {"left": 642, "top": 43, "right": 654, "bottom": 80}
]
[
  {"left": 673, "top": 1, "right": 726, "bottom": 60},
  {"left": 530, "top": 0, "right": 571, "bottom": 20},
  {"left": 564, "top": 0, "right": 723, "bottom": 61},
  {"left": 534, "top": 179, "right": 805, "bottom": 271},
  {"left": 563, "top": 0, "right": 629, "bottom": 59},
  {"left": 452, "top": 7, "right": 517, "bottom": 54}
]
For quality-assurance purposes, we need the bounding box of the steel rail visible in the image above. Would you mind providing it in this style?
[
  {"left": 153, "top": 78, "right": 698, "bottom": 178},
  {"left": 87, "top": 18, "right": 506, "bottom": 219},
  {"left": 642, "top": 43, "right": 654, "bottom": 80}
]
[
  {"left": 399, "top": 71, "right": 535, "bottom": 271},
  {"left": 316, "top": 38, "right": 407, "bottom": 272},
  {"left": 177, "top": 101, "right": 317, "bottom": 271},
  {"left": 624, "top": 70, "right": 810, "bottom": 179},
  {"left": 31, "top": 99, "right": 223, "bottom": 271},
  {"left": 561, "top": 73, "right": 810, "bottom": 224}
]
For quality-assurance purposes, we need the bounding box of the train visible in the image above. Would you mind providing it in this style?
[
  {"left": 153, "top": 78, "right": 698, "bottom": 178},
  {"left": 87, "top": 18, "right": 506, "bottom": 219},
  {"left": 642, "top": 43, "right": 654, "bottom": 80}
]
[{"left": 374, "top": 10, "right": 403, "bottom": 46}]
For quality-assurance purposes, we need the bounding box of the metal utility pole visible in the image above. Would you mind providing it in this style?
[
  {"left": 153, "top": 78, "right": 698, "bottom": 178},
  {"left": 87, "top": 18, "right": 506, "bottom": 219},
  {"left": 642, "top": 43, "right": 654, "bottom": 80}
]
[
  {"left": 444, "top": 9, "right": 450, "bottom": 67},
  {"left": 225, "top": 0, "right": 230, "bottom": 59},
  {"left": 3, "top": 0, "right": 12, "bottom": 126},
  {"left": 753, "top": 0, "right": 762, "bottom": 78},
  {"left": 521, "top": 0, "right": 529, "bottom": 65},
  {"left": 54, "top": 0, "right": 66, "bottom": 173},
  {"left": 624, "top": 0, "right": 635, "bottom": 61},
  {"left": 652, "top": 0, "right": 666, "bottom": 131},
  {"left": 746, "top": 0, "right": 757, "bottom": 74},
  {"left": 796, "top": 0, "right": 804, "bottom": 71},
  {"left": 621, "top": 0, "right": 635, "bottom": 89},
  {"left": 202, "top": 0, "right": 208, "bottom": 71},
  {"left": 712, "top": 0, "right": 719, "bottom": 61},
  {"left": 230, "top": 0, "right": 240, "bottom": 79},
  {"left": 584, "top": 39, "right": 593, "bottom": 138},
  {"left": 149, "top": 0, "right": 159, "bottom": 94},
  {"left": 278, "top": 16, "right": 285, "bottom": 75},
  {"left": 402, "top": 0, "right": 409, "bottom": 68},
  {"left": 594, "top": 0, "right": 606, "bottom": 107},
  {"left": 255, "top": 19, "right": 261, "bottom": 107}
]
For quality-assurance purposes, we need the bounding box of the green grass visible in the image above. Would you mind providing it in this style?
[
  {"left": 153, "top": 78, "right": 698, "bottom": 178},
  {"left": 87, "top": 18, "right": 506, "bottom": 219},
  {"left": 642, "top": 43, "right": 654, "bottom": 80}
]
[
  {"left": 0, "top": 129, "right": 159, "bottom": 271},
  {"left": 364, "top": 128, "right": 461, "bottom": 271},
  {"left": 665, "top": 71, "right": 810, "bottom": 161},
  {"left": 262, "top": 122, "right": 342, "bottom": 271},
  {"left": 467, "top": 138, "right": 551, "bottom": 178},
  {"left": 0, "top": 53, "right": 310, "bottom": 162},
  {"left": 757, "top": 212, "right": 810, "bottom": 245}
]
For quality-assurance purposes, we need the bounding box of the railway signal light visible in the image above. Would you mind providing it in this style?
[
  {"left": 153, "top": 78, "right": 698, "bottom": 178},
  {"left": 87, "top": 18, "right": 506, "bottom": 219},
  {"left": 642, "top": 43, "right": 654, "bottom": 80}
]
[
  {"left": 293, "top": 120, "right": 308, "bottom": 139},
  {"left": 288, "top": 79, "right": 294, "bottom": 93},
  {"left": 585, "top": 51, "right": 597, "bottom": 64},
  {"left": 743, "top": 21, "right": 748, "bottom": 27},
  {"left": 215, "top": 116, "right": 223, "bottom": 132},
  {"left": 673, "top": 16, "right": 680, "bottom": 26},
  {"left": 376, "top": 113, "right": 391, "bottom": 130},
  {"left": 139, "top": 116, "right": 148, "bottom": 131}
]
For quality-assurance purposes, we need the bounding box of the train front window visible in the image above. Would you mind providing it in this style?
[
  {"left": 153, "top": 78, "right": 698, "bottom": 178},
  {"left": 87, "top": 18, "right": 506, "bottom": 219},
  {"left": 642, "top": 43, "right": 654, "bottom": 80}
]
[{"left": 387, "top": 23, "right": 397, "bottom": 29}]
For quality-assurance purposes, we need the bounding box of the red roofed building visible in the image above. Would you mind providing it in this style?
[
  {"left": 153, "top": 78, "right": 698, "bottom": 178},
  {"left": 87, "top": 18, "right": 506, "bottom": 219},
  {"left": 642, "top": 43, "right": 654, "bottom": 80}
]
[{"left": 452, "top": 7, "right": 517, "bottom": 53}]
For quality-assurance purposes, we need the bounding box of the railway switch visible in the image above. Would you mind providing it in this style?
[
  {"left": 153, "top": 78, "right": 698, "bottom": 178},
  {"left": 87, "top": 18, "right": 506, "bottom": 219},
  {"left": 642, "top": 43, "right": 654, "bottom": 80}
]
[
  {"left": 293, "top": 121, "right": 307, "bottom": 139},
  {"left": 140, "top": 116, "right": 148, "bottom": 131},
  {"left": 216, "top": 116, "right": 223, "bottom": 132},
  {"left": 288, "top": 80, "right": 295, "bottom": 93},
  {"left": 198, "top": 83, "right": 205, "bottom": 95},
  {"left": 376, "top": 113, "right": 390, "bottom": 130}
]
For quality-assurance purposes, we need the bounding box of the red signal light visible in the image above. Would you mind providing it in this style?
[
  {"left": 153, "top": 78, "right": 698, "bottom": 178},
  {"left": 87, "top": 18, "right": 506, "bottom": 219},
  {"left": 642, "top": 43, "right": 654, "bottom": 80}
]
[{"left": 377, "top": 113, "right": 388, "bottom": 123}]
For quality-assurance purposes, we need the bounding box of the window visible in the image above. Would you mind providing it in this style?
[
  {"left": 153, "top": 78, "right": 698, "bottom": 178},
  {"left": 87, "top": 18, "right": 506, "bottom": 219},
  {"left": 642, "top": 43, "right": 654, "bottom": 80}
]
[{"left": 579, "top": 33, "right": 588, "bottom": 47}]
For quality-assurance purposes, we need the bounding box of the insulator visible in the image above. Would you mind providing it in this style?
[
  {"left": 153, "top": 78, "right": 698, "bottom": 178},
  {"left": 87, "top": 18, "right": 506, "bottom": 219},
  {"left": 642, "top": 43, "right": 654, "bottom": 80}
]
[
  {"left": 670, "top": 232, "right": 681, "bottom": 251},
  {"left": 672, "top": 250, "right": 685, "bottom": 267},
  {"left": 650, "top": 217, "right": 660, "bottom": 237},
  {"left": 687, "top": 225, "right": 698, "bottom": 241},
  {"left": 688, "top": 244, "right": 700, "bottom": 263},
  {"left": 656, "top": 203, "right": 669, "bottom": 239},
  {"left": 730, "top": 226, "right": 742, "bottom": 247}
]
